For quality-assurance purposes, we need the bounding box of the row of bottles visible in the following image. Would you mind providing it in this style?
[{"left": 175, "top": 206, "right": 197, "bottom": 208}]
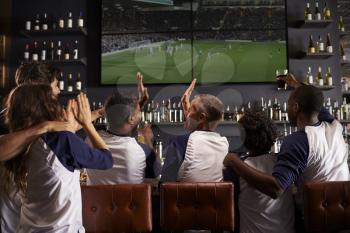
[
  {"left": 141, "top": 100, "right": 184, "bottom": 124},
  {"left": 304, "top": 1, "right": 331, "bottom": 21},
  {"left": 24, "top": 40, "right": 80, "bottom": 62},
  {"left": 58, "top": 72, "right": 82, "bottom": 92},
  {"left": 324, "top": 97, "right": 350, "bottom": 121},
  {"left": 224, "top": 98, "right": 289, "bottom": 122},
  {"left": 91, "top": 101, "right": 107, "bottom": 125},
  {"left": 307, "top": 33, "right": 333, "bottom": 54},
  {"left": 305, "top": 66, "right": 333, "bottom": 86},
  {"left": 25, "top": 12, "right": 85, "bottom": 31}
]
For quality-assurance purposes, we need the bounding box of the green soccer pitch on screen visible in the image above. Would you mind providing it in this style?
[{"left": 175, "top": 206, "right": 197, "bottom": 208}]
[{"left": 101, "top": 0, "right": 287, "bottom": 85}]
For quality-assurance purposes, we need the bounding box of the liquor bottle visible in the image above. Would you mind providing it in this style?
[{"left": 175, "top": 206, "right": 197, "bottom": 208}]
[
  {"left": 315, "top": 2, "right": 321, "bottom": 20},
  {"left": 178, "top": 102, "right": 183, "bottom": 122},
  {"left": 42, "top": 13, "right": 49, "bottom": 30},
  {"left": 97, "top": 102, "right": 103, "bottom": 124},
  {"left": 154, "top": 134, "right": 163, "bottom": 163},
  {"left": 281, "top": 102, "right": 288, "bottom": 121},
  {"left": 317, "top": 66, "right": 324, "bottom": 86},
  {"left": 67, "top": 12, "right": 73, "bottom": 29},
  {"left": 306, "top": 66, "right": 313, "bottom": 84},
  {"left": 333, "top": 101, "right": 341, "bottom": 120},
  {"left": 32, "top": 41, "right": 39, "bottom": 61},
  {"left": 58, "top": 15, "right": 64, "bottom": 29},
  {"left": 341, "top": 98, "right": 348, "bottom": 120},
  {"left": 305, "top": 3, "right": 312, "bottom": 21},
  {"left": 341, "top": 44, "right": 347, "bottom": 61},
  {"left": 25, "top": 19, "right": 31, "bottom": 31},
  {"left": 78, "top": 11, "right": 84, "bottom": 28},
  {"left": 64, "top": 43, "right": 70, "bottom": 60},
  {"left": 267, "top": 99, "right": 273, "bottom": 120},
  {"left": 24, "top": 44, "right": 30, "bottom": 61},
  {"left": 73, "top": 40, "right": 78, "bottom": 60},
  {"left": 41, "top": 41, "right": 47, "bottom": 61},
  {"left": 160, "top": 100, "right": 167, "bottom": 122},
  {"left": 167, "top": 99, "right": 173, "bottom": 122},
  {"left": 308, "top": 35, "right": 316, "bottom": 54},
  {"left": 56, "top": 41, "right": 62, "bottom": 60},
  {"left": 141, "top": 105, "right": 145, "bottom": 123},
  {"left": 323, "top": 2, "right": 331, "bottom": 20},
  {"left": 232, "top": 106, "right": 239, "bottom": 122},
  {"left": 318, "top": 35, "right": 324, "bottom": 52},
  {"left": 224, "top": 105, "right": 232, "bottom": 121},
  {"left": 339, "top": 16, "right": 345, "bottom": 32},
  {"left": 34, "top": 14, "right": 40, "bottom": 31},
  {"left": 326, "top": 33, "right": 333, "bottom": 53},
  {"left": 325, "top": 98, "right": 332, "bottom": 114},
  {"left": 172, "top": 102, "right": 178, "bottom": 123},
  {"left": 58, "top": 72, "right": 65, "bottom": 91},
  {"left": 76, "top": 73, "right": 82, "bottom": 91},
  {"left": 342, "top": 77, "right": 349, "bottom": 92},
  {"left": 145, "top": 103, "right": 152, "bottom": 123},
  {"left": 67, "top": 73, "right": 73, "bottom": 92},
  {"left": 153, "top": 102, "right": 160, "bottom": 123},
  {"left": 325, "top": 67, "right": 333, "bottom": 86},
  {"left": 272, "top": 98, "right": 281, "bottom": 121},
  {"left": 49, "top": 41, "right": 55, "bottom": 60}
]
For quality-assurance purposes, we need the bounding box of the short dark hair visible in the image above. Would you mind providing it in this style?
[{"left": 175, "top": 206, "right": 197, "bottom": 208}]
[
  {"left": 104, "top": 92, "right": 139, "bottom": 128},
  {"left": 195, "top": 94, "right": 224, "bottom": 122},
  {"left": 239, "top": 110, "right": 277, "bottom": 155},
  {"left": 15, "top": 62, "right": 61, "bottom": 85},
  {"left": 293, "top": 85, "right": 324, "bottom": 115}
]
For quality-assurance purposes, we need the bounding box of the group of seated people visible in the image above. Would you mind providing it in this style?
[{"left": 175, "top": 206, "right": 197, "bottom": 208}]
[{"left": 0, "top": 61, "right": 349, "bottom": 233}]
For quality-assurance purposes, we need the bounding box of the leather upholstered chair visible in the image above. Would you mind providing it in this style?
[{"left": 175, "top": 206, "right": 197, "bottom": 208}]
[
  {"left": 81, "top": 184, "right": 152, "bottom": 233},
  {"left": 303, "top": 181, "right": 350, "bottom": 233},
  {"left": 160, "top": 182, "right": 234, "bottom": 232}
]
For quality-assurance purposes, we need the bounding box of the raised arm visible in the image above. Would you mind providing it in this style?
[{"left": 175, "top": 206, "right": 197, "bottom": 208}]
[
  {"left": 181, "top": 79, "right": 197, "bottom": 117},
  {"left": 137, "top": 72, "right": 149, "bottom": 109},
  {"left": 0, "top": 121, "right": 74, "bottom": 162}
]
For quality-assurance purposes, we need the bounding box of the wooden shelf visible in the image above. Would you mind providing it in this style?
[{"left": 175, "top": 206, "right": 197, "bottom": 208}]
[
  {"left": 298, "top": 19, "right": 333, "bottom": 28},
  {"left": 301, "top": 52, "right": 334, "bottom": 59},
  {"left": 21, "top": 58, "right": 86, "bottom": 66},
  {"left": 20, "top": 28, "right": 87, "bottom": 37}
]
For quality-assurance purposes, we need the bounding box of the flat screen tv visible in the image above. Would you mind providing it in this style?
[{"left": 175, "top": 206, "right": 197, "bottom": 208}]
[{"left": 101, "top": 0, "right": 288, "bottom": 85}]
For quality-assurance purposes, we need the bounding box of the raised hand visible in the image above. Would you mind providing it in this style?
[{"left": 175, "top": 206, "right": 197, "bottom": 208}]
[
  {"left": 73, "top": 93, "right": 92, "bottom": 127},
  {"left": 63, "top": 99, "right": 80, "bottom": 132},
  {"left": 181, "top": 78, "right": 197, "bottom": 117},
  {"left": 277, "top": 73, "right": 301, "bottom": 89},
  {"left": 137, "top": 72, "right": 149, "bottom": 108}
]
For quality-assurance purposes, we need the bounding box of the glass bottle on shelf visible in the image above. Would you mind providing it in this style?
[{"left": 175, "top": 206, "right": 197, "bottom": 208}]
[
  {"left": 224, "top": 105, "right": 232, "bottom": 121},
  {"left": 178, "top": 102, "right": 183, "bottom": 122},
  {"left": 56, "top": 41, "right": 62, "bottom": 60},
  {"left": 167, "top": 99, "right": 173, "bottom": 123},
  {"left": 323, "top": 2, "right": 331, "bottom": 20},
  {"left": 42, "top": 13, "right": 49, "bottom": 30},
  {"left": 317, "top": 66, "right": 324, "bottom": 86},
  {"left": 78, "top": 11, "right": 84, "bottom": 28},
  {"left": 341, "top": 44, "right": 347, "bottom": 61},
  {"left": 154, "top": 134, "right": 163, "bottom": 164},
  {"left": 308, "top": 35, "right": 316, "bottom": 54},
  {"left": 34, "top": 14, "right": 40, "bottom": 31},
  {"left": 32, "top": 41, "right": 39, "bottom": 61},
  {"left": 73, "top": 40, "right": 79, "bottom": 60},
  {"left": 315, "top": 2, "right": 321, "bottom": 21},
  {"left": 339, "top": 16, "right": 346, "bottom": 32},
  {"left": 160, "top": 100, "right": 167, "bottom": 122},
  {"left": 318, "top": 35, "right": 324, "bottom": 53},
  {"left": 172, "top": 102, "right": 178, "bottom": 123},
  {"left": 153, "top": 102, "right": 160, "bottom": 123},
  {"left": 67, "top": 73, "right": 73, "bottom": 92},
  {"left": 76, "top": 73, "right": 82, "bottom": 91},
  {"left": 49, "top": 41, "right": 55, "bottom": 61},
  {"left": 58, "top": 15, "right": 64, "bottom": 29},
  {"left": 67, "top": 12, "right": 73, "bottom": 29},
  {"left": 305, "top": 3, "right": 312, "bottom": 21},
  {"left": 58, "top": 72, "right": 65, "bottom": 91},
  {"left": 325, "top": 67, "right": 333, "bottom": 86},
  {"left": 306, "top": 66, "right": 313, "bottom": 84},
  {"left": 342, "top": 77, "right": 348, "bottom": 92},
  {"left": 25, "top": 19, "right": 31, "bottom": 31},
  {"left": 64, "top": 43, "right": 70, "bottom": 60},
  {"left": 326, "top": 33, "right": 333, "bottom": 53},
  {"left": 24, "top": 44, "right": 30, "bottom": 61},
  {"left": 41, "top": 41, "right": 47, "bottom": 61}
]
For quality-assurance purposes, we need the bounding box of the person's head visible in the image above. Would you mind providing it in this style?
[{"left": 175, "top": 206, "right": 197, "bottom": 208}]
[
  {"left": 5, "top": 84, "right": 64, "bottom": 132},
  {"left": 4, "top": 84, "right": 64, "bottom": 194},
  {"left": 104, "top": 92, "right": 141, "bottom": 134},
  {"left": 239, "top": 110, "right": 277, "bottom": 155},
  {"left": 185, "top": 94, "right": 224, "bottom": 132},
  {"left": 287, "top": 85, "right": 324, "bottom": 126},
  {"left": 15, "top": 62, "right": 61, "bottom": 97}
]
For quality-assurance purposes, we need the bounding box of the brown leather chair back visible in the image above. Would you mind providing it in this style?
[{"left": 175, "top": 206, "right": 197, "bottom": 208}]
[
  {"left": 304, "top": 181, "right": 350, "bottom": 233},
  {"left": 81, "top": 184, "right": 152, "bottom": 233},
  {"left": 160, "top": 182, "right": 234, "bottom": 232}
]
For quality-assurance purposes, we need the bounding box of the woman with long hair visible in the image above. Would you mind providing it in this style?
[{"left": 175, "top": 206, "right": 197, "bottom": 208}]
[{"left": 3, "top": 84, "right": 112, "bottom": 233}]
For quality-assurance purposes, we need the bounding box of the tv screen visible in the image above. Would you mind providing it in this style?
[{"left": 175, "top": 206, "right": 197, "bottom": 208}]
[{"left": 101, "top": 0, "right": 287, "bottom": 85}]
